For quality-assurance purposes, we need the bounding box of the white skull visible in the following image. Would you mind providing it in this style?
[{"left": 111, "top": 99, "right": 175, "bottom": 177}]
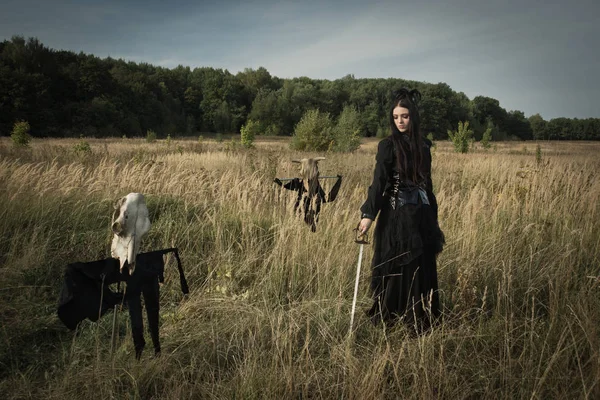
[{"left": 110, "top": 193, "right": 151, "bottom": 274}]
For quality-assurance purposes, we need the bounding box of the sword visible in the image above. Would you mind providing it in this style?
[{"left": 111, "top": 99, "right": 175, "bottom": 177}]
[
  {"left": 349, "top": 224, "right": 369, "bottom": 336},
  {"left": 277, "top": 176, "right": 339, "bottom": 182}
]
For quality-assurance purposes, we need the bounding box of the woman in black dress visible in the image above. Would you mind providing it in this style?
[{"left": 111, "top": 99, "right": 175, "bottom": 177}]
[{"left": 358, "top": 88, "right": 444, "bottom": 332}]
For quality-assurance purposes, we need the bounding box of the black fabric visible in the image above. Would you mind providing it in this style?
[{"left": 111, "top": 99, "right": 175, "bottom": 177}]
[
  {"left": 367, "top": 255, "right": 440, "bottom": 332},
  {"left": 275, "top": 175, "right": 343, "bottom": 232},
  {"left": 124, "top": 265, "right": 161, "bottom": 358},
  {"left": 360, "top": 135, "right": 443, "bottom": 330},
  {"left": 135, "top": 248, "right": 189, "bottom": 295},
  {"left": 122, "top": 248, "right": 189, "bottom": 359},
  {"left": 57, "top": 248, "right": 188, "bottom": 356},
  {"left": 57, "top": 258, "right": 123, "bottom": 330}
]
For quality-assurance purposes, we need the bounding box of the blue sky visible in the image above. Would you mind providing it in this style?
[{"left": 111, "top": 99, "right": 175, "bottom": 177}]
[{"left": 1, "top": 0, "right": 599, "bottom": 119}]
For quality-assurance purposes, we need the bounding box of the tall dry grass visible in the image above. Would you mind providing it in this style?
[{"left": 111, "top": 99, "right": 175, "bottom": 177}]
[{"left": 0, "top": 136, "right": 599, "bottom": 399}]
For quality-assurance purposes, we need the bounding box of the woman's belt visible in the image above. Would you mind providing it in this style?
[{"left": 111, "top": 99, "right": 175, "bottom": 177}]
[{"left": 390, "top": 187, "right": 429, "bottom": 209}]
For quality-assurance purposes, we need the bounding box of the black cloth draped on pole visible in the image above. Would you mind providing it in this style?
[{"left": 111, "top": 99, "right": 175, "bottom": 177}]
[
  {"left": 57, "top": 248, "right": 189, "bottom": 357},
  {"left": 274, "top": 175, "right": 342, "bottom": 232}
]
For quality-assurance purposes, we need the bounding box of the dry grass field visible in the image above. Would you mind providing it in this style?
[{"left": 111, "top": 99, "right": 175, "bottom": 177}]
[{"left": 0, "top": 136, "right": 599, "bottom": 399}]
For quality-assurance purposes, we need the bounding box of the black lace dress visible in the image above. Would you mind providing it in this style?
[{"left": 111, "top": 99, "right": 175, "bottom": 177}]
[{"left": 360, "top": 135, "right": 444, "bottom": 330}]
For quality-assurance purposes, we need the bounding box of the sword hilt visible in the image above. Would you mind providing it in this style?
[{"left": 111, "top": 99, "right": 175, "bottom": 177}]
[{"left": 353, "top": 223, "right": 369, "bottom": 244}]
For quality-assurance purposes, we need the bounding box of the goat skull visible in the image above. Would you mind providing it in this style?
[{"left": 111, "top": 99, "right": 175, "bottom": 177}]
[
  {"left": 291, "top": 157, "right": 325, "bottom": 194},
  {"left": 110, "top": 193, "right": 151, "bottom": 274}
]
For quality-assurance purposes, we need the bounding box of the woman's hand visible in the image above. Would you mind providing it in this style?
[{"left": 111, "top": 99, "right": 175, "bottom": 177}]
[{"left": 359, "top": 218, "right": 373, "bottom": 234}]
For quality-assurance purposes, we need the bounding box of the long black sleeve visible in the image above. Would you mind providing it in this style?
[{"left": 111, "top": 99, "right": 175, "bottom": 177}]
[
  {"left": 276, "top": 178, "right": 303, "bottom": 192},
  {"left": 360, "top": 138, "right": 394, "bottom": 219},
  {"left": 322, "top": 175, "right": 342, "bottom": 203}
]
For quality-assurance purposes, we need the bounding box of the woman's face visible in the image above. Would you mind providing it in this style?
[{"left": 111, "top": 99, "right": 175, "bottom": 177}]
[{"left": 392, "top": 106, "right": 410, "bottom": 133}]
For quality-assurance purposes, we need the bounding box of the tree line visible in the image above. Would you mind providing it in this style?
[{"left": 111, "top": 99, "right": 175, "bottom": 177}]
[{"left": 1, "top": 36, "right": 599, "bottom": 140}]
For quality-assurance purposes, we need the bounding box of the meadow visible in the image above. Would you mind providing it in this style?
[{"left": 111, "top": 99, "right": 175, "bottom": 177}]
[{"left": 0, "top": 136, "right": 599, "bottom": 399}]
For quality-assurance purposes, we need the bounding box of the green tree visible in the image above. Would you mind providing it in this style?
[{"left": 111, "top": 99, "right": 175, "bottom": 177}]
[
  {"left": 290, "top": 109, "right": 333, "bottom": 151},
  {"left": 420, "top": 95, "right": 447, "bottom": 138},
  {"left": 529, "top": 113, "right": 548, "bottom": 140},
  {"left": 240, "top": 119, "right": 260, "bottom": 148},
  {"left": 2, "top": 37, "right": 599, "bottom": 141},
  {"left": 146, "top": 129, "right": 157, "bottom": 143},
  {"left": 319, "top": 79, "right": 349, "bottom": 116},
  {"left": 11, "top": 120, "right": 32, "bottom": 147},
  {"left": 420, "top": 82, "right": 467, "bottom": 139},
  {"left": 472, "top": 96, "right": 508, "bottom": 137},
  {"left": 361, "top": 101, "right": 381, "bottom": 137},
  {"left": 481, "top": 124, "right": 492, "bottom": 150},
  {"left": 183, "top": 86, "right": 202, "bottom": 128},
  {"left": 331, "top": 105, "right": 361, "bottom": 152},
  {"left": 73, "top": 135, "right": 92, "bottom": 157},
  {"left": 504, "top": 110, "right": 533, "bottom": 140},
  {"left": 448, "top": 121, "right": 473, "bottom": 153},
  {"left": 213, "top": 100, "right": 232, "bottom": 133},
  {"left": 248, "top": 89, "right": 278, "bottom": 133},
  {"left": 236, "top": 67, "right": 275, "bottom": 98},
  {"left": 376, "top": 123, "right": 388, "bottom": 138}
]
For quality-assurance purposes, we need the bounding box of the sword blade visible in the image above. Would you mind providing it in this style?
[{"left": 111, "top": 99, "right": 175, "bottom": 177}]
[{"left": 349, "top": 243, "right": 364, "bottom": 336}]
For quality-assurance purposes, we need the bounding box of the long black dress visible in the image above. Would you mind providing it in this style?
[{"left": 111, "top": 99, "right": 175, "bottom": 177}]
[{"left": 360, "top": 135, "right": 444, "bottom": 330}]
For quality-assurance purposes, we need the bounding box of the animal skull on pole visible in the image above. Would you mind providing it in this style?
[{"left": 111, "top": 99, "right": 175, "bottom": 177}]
[
  {"left": 291, "top": 157, "right": 325, "bottom": 196},
  {"left": 111, "top": 193, "right": 151, "bottom": 274}
]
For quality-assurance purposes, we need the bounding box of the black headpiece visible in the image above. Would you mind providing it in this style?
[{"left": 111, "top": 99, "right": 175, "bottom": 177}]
[{"left": 392, "top": 88, "right": 422, "bottom": 106}]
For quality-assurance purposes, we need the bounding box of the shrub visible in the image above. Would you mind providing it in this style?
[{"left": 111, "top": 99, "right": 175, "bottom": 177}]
[
  {"left": 190, "top": 135, "right": 205, "bottom": 153},
  {"left": 11, "top": 121, "right": 32, "bottom": 147},
  {"left": 146, "top": 129, "right": 157, "bottom": 143},
  {"left": 240, "top": 120, "right": 260, "bottom": 148},
  {"left": 448, "top": 121, "right": 473, "bottom": 153},
  {"left": 481, "top": 126, "right": 492, "bottom": 150},
  {"left": 290, "top": 109, "right": 334, "bottom": 151},
  {"left": 73, "top": 135, "right": 92, "bottom": 157},
  {"left": 330, "top": 106, "right": 361, "bottom": 152},
  {"left": 224, "top": 138, "right": 240, "bottom": 152}
]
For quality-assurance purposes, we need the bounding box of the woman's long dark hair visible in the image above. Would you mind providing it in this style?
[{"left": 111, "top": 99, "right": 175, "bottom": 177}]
[{"left": 389, "top": 88, "right": 425, "bottom": 185}]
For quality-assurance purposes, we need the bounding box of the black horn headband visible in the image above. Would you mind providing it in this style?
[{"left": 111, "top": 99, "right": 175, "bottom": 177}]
[{"left": 393, "top": 88, "right": 422, "bottom": 106}]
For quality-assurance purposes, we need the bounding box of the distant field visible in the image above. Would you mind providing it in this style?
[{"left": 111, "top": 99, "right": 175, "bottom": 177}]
[{"left": 1, "top": 137, "right": 599, "bottom": 399}]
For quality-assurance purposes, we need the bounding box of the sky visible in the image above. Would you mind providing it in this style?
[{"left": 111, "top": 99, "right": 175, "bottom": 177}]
[{"left": 1, "top": 0, "right": 599, "bottom": 120}]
